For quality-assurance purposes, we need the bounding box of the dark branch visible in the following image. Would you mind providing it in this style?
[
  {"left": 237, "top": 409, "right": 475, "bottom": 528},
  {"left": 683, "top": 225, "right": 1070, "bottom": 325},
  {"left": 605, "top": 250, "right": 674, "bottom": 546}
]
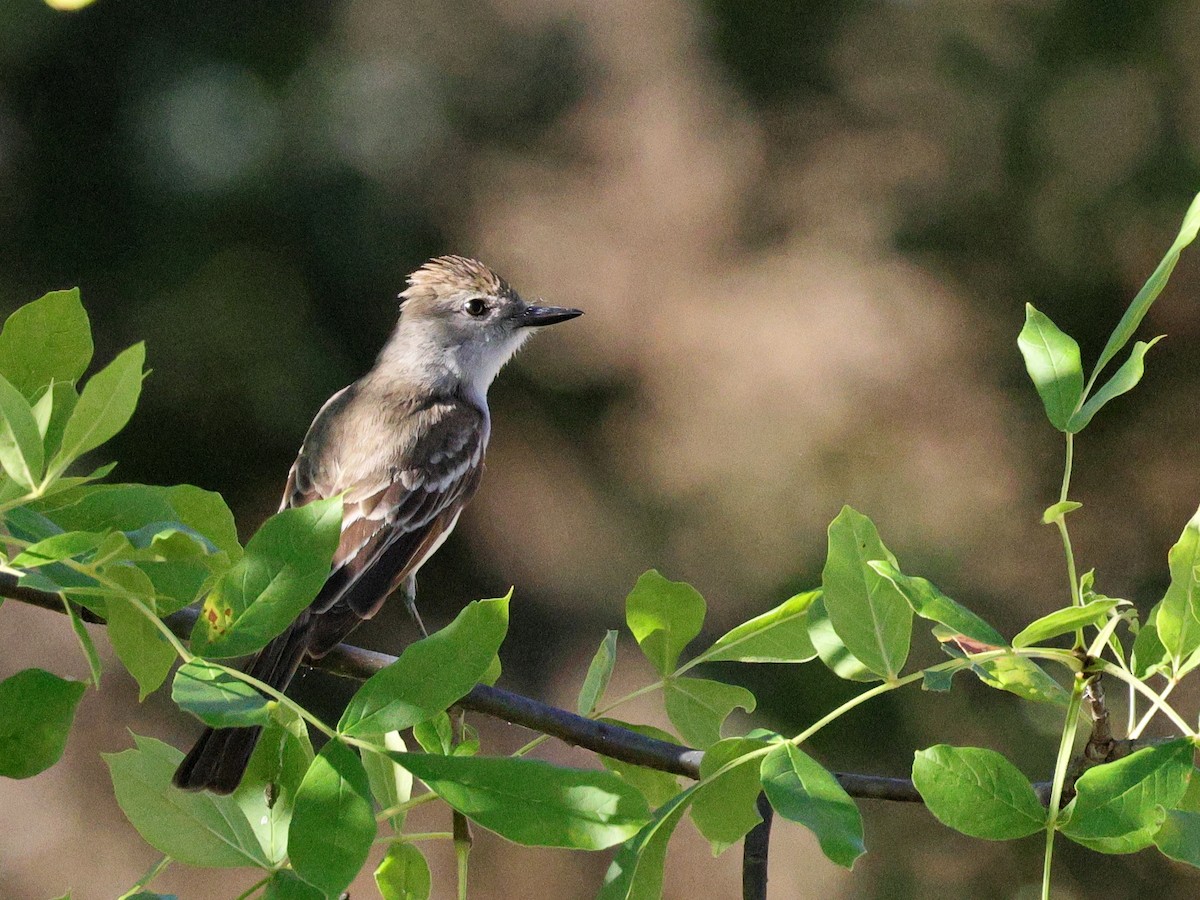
[
  {"left": 3, "top": 574, "right": 1157, "bottom": 805},
  {"left": 743, "top": 793, "right": 774, "bottom": 900}
]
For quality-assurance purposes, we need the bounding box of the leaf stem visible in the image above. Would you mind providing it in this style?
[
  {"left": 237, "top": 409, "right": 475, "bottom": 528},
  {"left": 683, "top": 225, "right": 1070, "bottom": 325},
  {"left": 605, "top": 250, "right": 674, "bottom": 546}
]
[
  {"left": 1056, "top": 434, "right": 1082, "bottom": 617},
  {"left": 232, "top": 874, "right": 271, "bottom": 900},
  {"left": 1042, "top": 677, "right": 1085, "bottom": 900},
  {"left": 376, "top": 790, "right": 440, "bottom": 824},
  {"left": 116, "top": 854, "right": 172, "bottom": 899},
  {"left": 592, "top": 678, "right": 666, "bottom": 717},
  {"left": 1128, "top": 678, "right": 1178, "bottom": 739},
  {"left": 1090, "top": 660, "right": 1194, "bottom": 736}
]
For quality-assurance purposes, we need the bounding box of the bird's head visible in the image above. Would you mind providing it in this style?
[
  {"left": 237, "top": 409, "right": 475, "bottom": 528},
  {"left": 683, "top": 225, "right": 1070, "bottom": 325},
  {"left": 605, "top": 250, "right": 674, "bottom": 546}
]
[{"left": 387, "top": 256, "right": 582, "bottom": 397}]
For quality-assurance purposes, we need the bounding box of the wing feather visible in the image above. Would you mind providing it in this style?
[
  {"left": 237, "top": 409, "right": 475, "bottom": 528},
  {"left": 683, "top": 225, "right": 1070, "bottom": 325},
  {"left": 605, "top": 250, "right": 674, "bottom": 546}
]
[{"left": 281, "top": 389, "right": 486, "bottom": 644}]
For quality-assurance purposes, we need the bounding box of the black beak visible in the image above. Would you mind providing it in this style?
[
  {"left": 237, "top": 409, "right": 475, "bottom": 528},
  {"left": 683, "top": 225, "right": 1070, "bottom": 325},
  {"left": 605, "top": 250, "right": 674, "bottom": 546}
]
[{"left": 519, "top": 305, "right": 584, "bottom": 328}]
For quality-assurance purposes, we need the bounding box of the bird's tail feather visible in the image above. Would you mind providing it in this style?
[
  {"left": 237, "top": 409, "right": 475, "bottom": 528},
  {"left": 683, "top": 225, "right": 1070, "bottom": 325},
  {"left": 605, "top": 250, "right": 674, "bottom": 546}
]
[{"left": 172, "top": 618, "right": 312, "bottom": 794}]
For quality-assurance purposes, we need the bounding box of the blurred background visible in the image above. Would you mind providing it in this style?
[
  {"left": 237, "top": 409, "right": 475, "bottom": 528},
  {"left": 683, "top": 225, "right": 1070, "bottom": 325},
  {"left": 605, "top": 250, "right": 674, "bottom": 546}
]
[{"left": 3, "top": 0, "right": 1200, "bottom": 897}]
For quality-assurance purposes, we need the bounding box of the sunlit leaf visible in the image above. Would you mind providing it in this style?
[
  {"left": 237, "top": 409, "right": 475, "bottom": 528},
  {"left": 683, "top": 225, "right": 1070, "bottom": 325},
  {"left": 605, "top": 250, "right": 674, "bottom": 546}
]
[
  {"left": 625, "top": 570, "right": 705, "bottom": 676},
  {"left": 1062, "top": 739, "right": 1194, "bottom": 854},
  {"left": 233, "top": 706, "right": 314, "bottom": 866},
  {"left": 1018, "top": 304, "right": 1083, "bottom": 432},
  {"left": 821, "top": 506, "right": 911, "bottom": 679},
  {"left": 340, "top": 595, "right": 509, "bottom": 736},
  {"left": 808, "top": 595, "right": 878, "bottom": 682},
  {"left": 761, "top": 743, "right": 865, "bottom": 868},
  {"left": 375, "top": 843, "right": 431, "bottom": 900},
  {"left": 1156, "top": 505, "right": 1200, "bottom": 670},
  {"left": 1012, "top": 599, "right": 1124, "bottom": 648},
  {"left": 1089, "top": 191, "right": 1200, "bottom": 386},
  {"left": 362, "top": 732, "right": 412, "bottom": 832},
  {"left": 598, "top": 787, "right": 697, "bottom": 900},
  {"left": 699, "top": 590, "right": 818, "bottom": 664},
  {"left": 190, "top": 498, "right": 341, "bottom": 658},
  {"left": 104, "top": 567, "right": 176, "bottom": 701},
  {"left": 104, "top": 734, "right": 270, "bottom": 868},
  {"left": 288, "top": 739, "right": 375, "bottom": 896},
  {"left": 171, "top": 660, "right": 273, "bottom": 728},
  {"left": 0, "top": 288, "right": 92, "bottom": 398},
  {"left": 577, "top": 629, "right": 618, "bottom": 715},
  {"left": 663, "top": 676, "right": 755, "bottom": 749},
  {"left": 1068, "top": 337, "right": 1164, "bottom": 432},
  {"left": 912, "top": 745, "right": 1045, "bottom": 840},
  {"left": 868, "top": 561, "right": 1004, "bottom": 645},
  {"left": 0, "top": 372, "right": 44, "bottom": 489},
  {"left": 690, "top": 738, "right": 769, "bottom": 855},
  {"left": 51, "top": 343, "right": 146, "bottom": 474},
  {"left": 392, "top": 752, "right": 650, "bottom": 850}
]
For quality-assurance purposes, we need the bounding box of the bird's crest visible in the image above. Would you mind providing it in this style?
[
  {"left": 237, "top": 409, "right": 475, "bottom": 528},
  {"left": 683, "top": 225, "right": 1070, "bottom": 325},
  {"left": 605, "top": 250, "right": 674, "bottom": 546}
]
[{"left": 399, "top": 256, "right": 514, "bottom": 306}]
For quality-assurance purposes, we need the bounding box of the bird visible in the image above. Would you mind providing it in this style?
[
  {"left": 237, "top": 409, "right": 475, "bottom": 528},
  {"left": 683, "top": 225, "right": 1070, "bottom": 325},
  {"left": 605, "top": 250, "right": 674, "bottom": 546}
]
[{"left": 173, "top": 255, "right": 582, "bottom": 793}]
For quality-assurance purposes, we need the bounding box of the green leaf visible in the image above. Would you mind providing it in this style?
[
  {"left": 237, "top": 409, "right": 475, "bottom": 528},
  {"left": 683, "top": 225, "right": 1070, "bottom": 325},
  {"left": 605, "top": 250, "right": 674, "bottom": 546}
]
[
  {"left": 821, "top": 506, "right": 912, "bottom": 679},
  {"left": 698, "top": 590, "right": 818, "bottom": 664},
  {"left": 39, "top": 381, "right": 79, "bottom": 463},
  {"left": 1068, "top": 337, "right": 1164, "bottom": 432},
  {"left": 966, "top": 651, "right": 1069, "bottom": 706},
  {"left": 598, "top": 787, "right": 696, "bottom": 900},
  {"left": 597, "top": 720, "right": 683, "bottom": 808},
  {"left": 10, "top": 530, "right": 104, "bottom": 567},
  {"left": 1132, "top": 605, "right": 1170, "bottom": 678},
  {"left": 867, "top": 561, "right": 1005, "bottom": 645},
  {"left": 288, "top": 739, "right": 375, "bottom": 896},
  {"left": 0, "top": 289, "right": 92, "bottom": 398},
  {"left": 340, "top": 595, "right": 509, "bottom": 736},
  {"left": 1012, "top": 599, "right": 1123, "bottom": 648},
  {"left": 0, "top": 668, "right": 86, "bottom": 778},
  {"left": 52, "top": 342, "right": 146, "bottom": 473},
  {"left": 63, "top": 598, "right": 103, "bottom": 687},
  {"left": 0, "top": 372, "right": 45, "bottom": 489},
  {"left": 1090, "top": 190, "right": 1200, "bottom": 386},
  {"left": 807, "top": 594, "right": 878, "bottom": 682},
  {"left": 172, "top": 660, "right": 273, "bottom": 728},
  {"left": 690, "top": 738, "right": 769, "bottom": 855},
  {"left": 1062, "top": 739, "right": 1194, "bottom": 853},
  {"left": 1154, "top": 809, "right": 1200, "bottom": 868},
  {"left": 362, "top": 732, "right": 412, "bottom": 832},
  {"left": 1017, "top": 304, "right": 1083, "bottom": 432},
  {"left": 391, "top": 752, "right": 650, "bottom": 849},
  {"left": 1156, "top": 505, "right": 1200, "bottom": 669},
  {"left": 663, "top": 676, "right": 755, "bottom": 749},
  {"left": 577, "top": 629, "right": 618, "bottom": 715},
  {"left": 233, "top": 705, "right": 314, "bottom": 865},
  {"left": 263, "top": 871, "right": 325, "bottom": 900},
  {"left": 104, "top": 734, "right": 270, "bottom": 868},
  {"left": 375, "top": 843, "right": 432, "bottom": 900},
  {"left": 104, "top": 569, "right": 176, "bottom": 701},
  {"left": 412, "top": 713, "right": 453, "bottom": 755},
  {"left": 38, "top": 483, "right": 241, "bottom": 561},
  {"left": 911, "top": 745, "right": 1045, "bottom": 840},
  {"left": 761, "top": 743, "right": 865, "bottom": 868},
  {"left": 1042, "top": 500, "right": 1083, "bottom": 524},
  {"left": 190, "top": 498, "right": 342, "bottom": 658},
  {"left": 625, "top": 570, "right": 705, "bottom": 676}
]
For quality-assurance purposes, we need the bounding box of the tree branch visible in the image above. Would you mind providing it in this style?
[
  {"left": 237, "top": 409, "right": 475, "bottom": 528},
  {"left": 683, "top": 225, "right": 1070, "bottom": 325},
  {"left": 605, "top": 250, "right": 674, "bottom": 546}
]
[
  {"left": 1, "top": 574, "right": 1158, "bottom": 807},
  {"left": 743, "top": 792, "right": 773, "bottom": 900}
]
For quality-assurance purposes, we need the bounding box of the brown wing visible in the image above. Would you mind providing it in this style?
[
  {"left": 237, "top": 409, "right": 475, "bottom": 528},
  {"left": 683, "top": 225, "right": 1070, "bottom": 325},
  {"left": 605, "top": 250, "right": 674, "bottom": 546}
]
[{"left": 281, "top": 387, "right": 486, "bottom": 641}]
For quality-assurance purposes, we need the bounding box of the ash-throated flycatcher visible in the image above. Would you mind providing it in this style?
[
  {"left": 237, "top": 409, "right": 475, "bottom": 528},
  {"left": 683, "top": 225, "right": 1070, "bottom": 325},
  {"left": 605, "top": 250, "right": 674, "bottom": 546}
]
[{"left": 174, "top": 256, "right": 582, "bottom": 793}]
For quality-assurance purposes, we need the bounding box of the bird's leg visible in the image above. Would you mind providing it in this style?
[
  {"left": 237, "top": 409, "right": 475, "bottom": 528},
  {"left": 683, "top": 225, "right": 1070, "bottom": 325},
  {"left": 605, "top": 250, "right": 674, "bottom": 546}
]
[{"left": 401, "top": 573, "right": 429, "bottom": 638}]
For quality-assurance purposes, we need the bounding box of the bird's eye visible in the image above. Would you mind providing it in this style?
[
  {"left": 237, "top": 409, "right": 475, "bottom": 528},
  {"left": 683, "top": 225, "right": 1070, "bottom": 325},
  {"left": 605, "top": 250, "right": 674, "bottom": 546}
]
[{"left": 464, "top": 298, "right": 488, "bottom": 317}]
